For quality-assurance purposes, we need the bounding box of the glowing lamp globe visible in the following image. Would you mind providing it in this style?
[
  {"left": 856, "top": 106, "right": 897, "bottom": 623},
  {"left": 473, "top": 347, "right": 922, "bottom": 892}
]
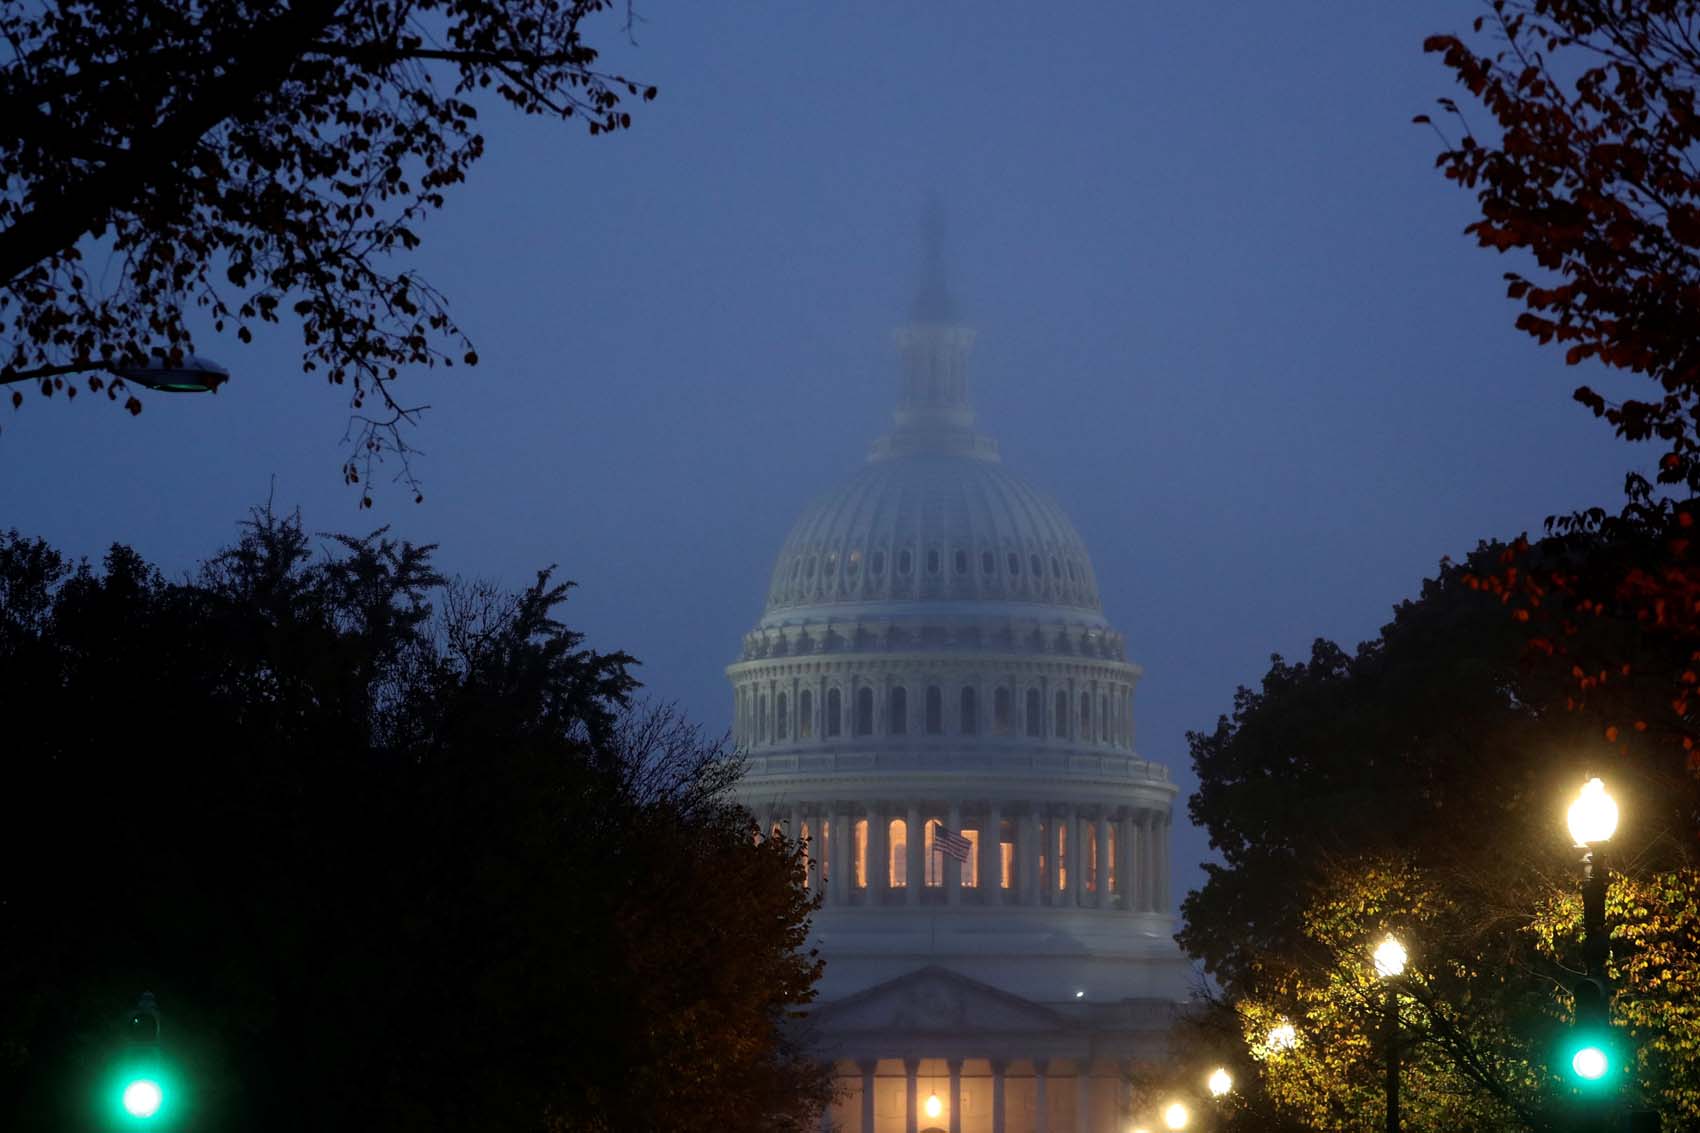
[
  {"left": 1207, "top": 1067, "right": 1232, "bottom": 1097},
  {"left": 122, "top": 1079, "right": 163, "bottom": 1119},
  {"left": 1266, "top": 1021, "right": 1298, "bottom": 1052},
  {"left": 924, "top": 1092, "right": 943, "bottom": 1120},
  {"left": 1567, "top": 778, "right": 1619, "bottom": 846},
  {"left": 1162, "top": 1101, "right": 1190, "bottom": 1130},
  {"left": 1373, "top": 934, "right": 1407, "bottom": 979}
]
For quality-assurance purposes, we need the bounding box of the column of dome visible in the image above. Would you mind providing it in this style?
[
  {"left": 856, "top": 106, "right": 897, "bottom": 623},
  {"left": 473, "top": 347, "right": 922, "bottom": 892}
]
[{"left": 749, "top": 795, "right": 1175, "bottom": 915}]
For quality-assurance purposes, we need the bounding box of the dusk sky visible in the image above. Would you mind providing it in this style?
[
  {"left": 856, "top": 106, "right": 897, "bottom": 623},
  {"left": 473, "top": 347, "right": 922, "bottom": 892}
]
[{"left": 0, "top": 5, "right": 1648, "bottom": 917}]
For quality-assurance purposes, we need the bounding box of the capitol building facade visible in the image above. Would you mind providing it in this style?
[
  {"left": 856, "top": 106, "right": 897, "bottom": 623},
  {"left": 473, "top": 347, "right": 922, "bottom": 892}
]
[{"left": 729, "top": 241, "right": 1188, "bottom": 1133}]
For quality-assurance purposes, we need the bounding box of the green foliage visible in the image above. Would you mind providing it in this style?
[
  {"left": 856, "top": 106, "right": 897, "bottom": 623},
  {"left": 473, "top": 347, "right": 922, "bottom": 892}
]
[
  {"left": 0, "top": 0, "right": 655, "bottom": 499},
  {"left": 0, "top": 513, "right": 828, "bottom": 1133},
  {"left": 1529, "top": 869, "right": 1700, "bottom": 1120},
  {"left": 1185, "top": 539, "right": 1700, "bottom": 1130}
]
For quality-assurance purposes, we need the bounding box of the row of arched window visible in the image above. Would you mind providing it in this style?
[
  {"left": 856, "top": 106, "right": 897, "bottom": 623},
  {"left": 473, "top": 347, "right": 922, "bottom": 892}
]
[
  {"left": 736, "top": 679, "right": 1131, "bottom": 747},
  {"left": 773, "top": 542, "right": 1094, "bottom": 606}
]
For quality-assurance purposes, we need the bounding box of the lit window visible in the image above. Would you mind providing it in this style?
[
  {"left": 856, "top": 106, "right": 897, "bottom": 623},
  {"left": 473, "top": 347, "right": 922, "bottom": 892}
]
[
  {"left": 1087, "top": 825, "right": 1098, "bottom": 892},
  {"left": 1001, "top": 839, "right": 1014, "bottom": 889},
  {"left": 889, "top": 819, "right": 908, "bottom": 887},
  {"left": 925, "top": 819, "right": 942, "bottom": 886},
  {"left": 1057, "top": 823, "right": 1068, "bottom": 891},
  {"left": 1107, "top": 823, "right": 1117, "bottom": 894},
  {"left": 854, "top": 819, "right": 868, "bottom": 888},
  {"left": 962, "top": 829, "right": 980, "bottom": 887}
]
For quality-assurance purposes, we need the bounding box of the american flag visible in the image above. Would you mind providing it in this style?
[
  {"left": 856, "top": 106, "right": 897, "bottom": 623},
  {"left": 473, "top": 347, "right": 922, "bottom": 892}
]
[{"left": 933, "top": 827, "right": 973, "bottom": 864}]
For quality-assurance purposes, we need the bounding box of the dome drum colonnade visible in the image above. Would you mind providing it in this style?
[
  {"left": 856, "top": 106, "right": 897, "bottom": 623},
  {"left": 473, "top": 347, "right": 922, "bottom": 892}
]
[
  {"left": 729, "top": 215, "right": 1185, "bottom": 1132},
  {"left": 744, "top": 789, "right": 1171, "bottom": 916}
]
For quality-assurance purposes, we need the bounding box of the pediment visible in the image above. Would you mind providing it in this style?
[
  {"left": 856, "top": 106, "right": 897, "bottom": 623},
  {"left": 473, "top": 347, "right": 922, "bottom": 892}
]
[{"left": 811, "top": 966, "right": 1070, "bottom": 1036}]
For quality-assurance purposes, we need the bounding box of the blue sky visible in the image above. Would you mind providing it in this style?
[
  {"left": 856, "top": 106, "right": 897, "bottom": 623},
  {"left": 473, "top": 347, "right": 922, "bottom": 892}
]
[{"left": 0, "top": 3, "right": 1647, "bottom": 910}]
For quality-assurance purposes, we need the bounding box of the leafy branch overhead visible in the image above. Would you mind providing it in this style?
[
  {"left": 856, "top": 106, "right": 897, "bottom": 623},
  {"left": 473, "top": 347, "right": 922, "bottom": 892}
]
[
  {"left": 1423, "top": 1, "right": 1700, "bottom": 491},
  {"left": 0, "top": 0, "right": 654, "bottom": 501}
]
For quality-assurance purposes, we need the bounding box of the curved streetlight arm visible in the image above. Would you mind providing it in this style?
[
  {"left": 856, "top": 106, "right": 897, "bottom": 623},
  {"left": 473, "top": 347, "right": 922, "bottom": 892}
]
[{"left": 2, "top": 356, "right": 228, "bottom": 393}]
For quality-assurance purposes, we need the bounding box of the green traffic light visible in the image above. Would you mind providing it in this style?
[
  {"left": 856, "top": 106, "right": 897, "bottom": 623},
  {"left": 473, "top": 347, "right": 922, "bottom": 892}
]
[
  {"left": 119, "top": 1077, "right": 164, "bottom": 1120},
  {"left": 1571, "top": 1045, "right": 1609, "bottom": 1081}
]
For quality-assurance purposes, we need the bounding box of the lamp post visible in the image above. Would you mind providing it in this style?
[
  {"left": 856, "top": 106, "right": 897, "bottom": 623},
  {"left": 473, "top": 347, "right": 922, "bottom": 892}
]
[
  {"left": 1567, "top": 777, "right": 1618, "bottom": 983},
  {"left": 1373, "top": 933, "right": 1407, "bottom": 1133},
  {"left": 1565, "top": 776, "right": 1619, "bottom": 1129}
]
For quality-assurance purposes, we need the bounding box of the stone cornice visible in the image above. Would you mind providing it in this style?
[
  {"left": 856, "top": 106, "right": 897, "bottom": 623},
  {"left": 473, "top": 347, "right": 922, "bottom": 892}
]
[{"left": 727, "top": 651, "right": 1144, "bottom": 683}]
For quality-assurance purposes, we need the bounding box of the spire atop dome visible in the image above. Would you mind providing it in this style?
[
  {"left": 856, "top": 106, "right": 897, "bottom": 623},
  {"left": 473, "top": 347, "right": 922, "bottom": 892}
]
[
  {"left": 870, "top": 201, "right": 997, "bottom": 463},
  {"left": 913, "top": 195, "right": 957, "bottom": 323}
]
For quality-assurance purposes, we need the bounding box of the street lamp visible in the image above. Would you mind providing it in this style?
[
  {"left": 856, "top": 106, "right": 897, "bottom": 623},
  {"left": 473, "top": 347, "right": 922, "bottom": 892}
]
[
  {"left": 1266, "top": 1020, "right": 1298, "bottom": 1053},
  {"left": 1568, "top": 776, "right": 1616, "bottom": 989},
  {"left": 1373, "top": 933, "right": 1406, "bottom": 1133},
  {"left": 1161, "top": 1101, "right": 1190, "bottom": 1130},
  {"left": 1206, "top": 1067, "right": 1232, "bottom": 1098},
  {"left": 1566, "top": 776, "right": 1619, "bottom": 1119}
]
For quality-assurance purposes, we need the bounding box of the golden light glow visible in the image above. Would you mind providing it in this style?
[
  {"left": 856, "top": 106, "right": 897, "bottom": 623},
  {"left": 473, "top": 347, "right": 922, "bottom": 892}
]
[
  {"left": 1162, "top": 1101, "right": 1190, "bottom": 1129},
  {"left": 1207, "top": 1066, "right": 1232, "bottom": 1097},
  {"left": 1373, "top": 933, "right": 1407, "bottom": 979},
  {"left": 1567, "top": 776, "right": 1619, "bottom": 845},
  {"left": 1266, "top": 1020, "right": 1298, "bottom": 1052},
  {"left": 923, "top": 1092, "right": 943, "bottom": 1120}
]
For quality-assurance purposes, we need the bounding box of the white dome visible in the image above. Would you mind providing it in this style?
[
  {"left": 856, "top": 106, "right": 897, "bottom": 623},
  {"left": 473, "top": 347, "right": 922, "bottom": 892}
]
[{"left": 765, "top": 451, "right": 1101, "bottom": 614}]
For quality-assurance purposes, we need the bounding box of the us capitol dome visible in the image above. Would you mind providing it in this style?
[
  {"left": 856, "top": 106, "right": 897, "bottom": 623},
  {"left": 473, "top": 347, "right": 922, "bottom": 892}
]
[{"left": 730, "top": 218, "right": 1188, "bottom": 1133}]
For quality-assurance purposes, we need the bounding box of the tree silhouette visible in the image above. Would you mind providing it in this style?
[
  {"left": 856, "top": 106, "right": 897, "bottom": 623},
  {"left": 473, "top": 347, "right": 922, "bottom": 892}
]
[
  {"left": 0, "top": 512, "right": 827, "bottom": 1132},
  {"left": 1425, "top": 1, "right": 1700, "bottom": 777}
]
